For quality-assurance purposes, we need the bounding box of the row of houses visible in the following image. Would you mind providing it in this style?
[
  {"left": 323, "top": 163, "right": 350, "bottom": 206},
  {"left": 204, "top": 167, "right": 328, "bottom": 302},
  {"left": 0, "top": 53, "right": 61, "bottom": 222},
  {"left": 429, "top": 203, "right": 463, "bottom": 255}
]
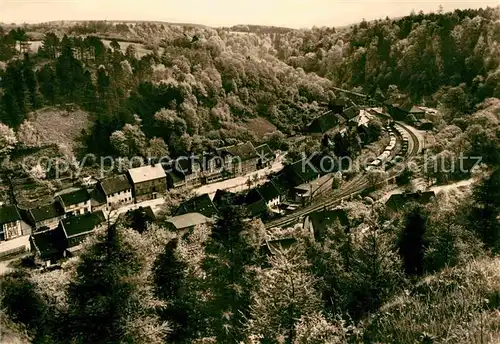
[
  {"left": 0, "top": 141, "right": 277, "bottom": 262},
  {"left": 0, "top": 163, "right": 167, "bottom": 261},
  {"left": 382, "top": 99, "right": 434, "bottom": 130},
  {"left": 163, "top": 150, "right": 343, "bottom": 232},
  {"left": 308, "top": 98, "right": 435, "bottom": 137},
  {"left": 165, "top": 142, "right": 275, "bottom": 189},
  {"left": 305, "top": 103, "right": 361, "bottom": 136}
]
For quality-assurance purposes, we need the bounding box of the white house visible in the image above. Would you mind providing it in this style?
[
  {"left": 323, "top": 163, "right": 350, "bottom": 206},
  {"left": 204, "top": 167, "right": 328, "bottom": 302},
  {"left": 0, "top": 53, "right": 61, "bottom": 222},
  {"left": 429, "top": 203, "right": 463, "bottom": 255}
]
[
  {"left": 127, "top": 164, "right": 167, "bottom": 202},
  {"left": 98, "top": 174, "right": 133, "bottom": 210},
  {"left": 245, "top": 180, "right": 284, "bottom": 210},
  {"left": 58, "top": 189, "right": 91, "bottom": 216},
  {"left": 0, "top": 205, "right": 32, "bottom": 258}
]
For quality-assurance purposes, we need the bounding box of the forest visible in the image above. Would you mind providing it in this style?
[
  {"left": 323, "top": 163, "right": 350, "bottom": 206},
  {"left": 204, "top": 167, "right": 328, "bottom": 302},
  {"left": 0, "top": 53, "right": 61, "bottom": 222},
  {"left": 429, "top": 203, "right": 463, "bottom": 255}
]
[
  {"left": 1, "top": 7, "right": 499, "bottom": 158},
  {"left": 1, "top": 6, "right": 500, "bottom": 344}
]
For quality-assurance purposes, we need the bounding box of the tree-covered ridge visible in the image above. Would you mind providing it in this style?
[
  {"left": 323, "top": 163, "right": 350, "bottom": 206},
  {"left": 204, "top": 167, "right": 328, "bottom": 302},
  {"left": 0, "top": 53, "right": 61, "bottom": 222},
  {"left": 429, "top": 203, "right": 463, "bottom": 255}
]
[
  {"left": 272, "top": 7, "right": 500, "bottom": 101},
  {"left": 1, "top": 7, "right": 499, "bottom": 159}
]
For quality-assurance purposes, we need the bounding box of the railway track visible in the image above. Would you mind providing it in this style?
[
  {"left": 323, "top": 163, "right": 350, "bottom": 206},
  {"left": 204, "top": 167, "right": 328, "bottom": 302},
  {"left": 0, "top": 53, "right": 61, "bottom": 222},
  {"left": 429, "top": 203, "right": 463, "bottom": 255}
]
[{"left": 264, "top": 122, "right": 422, "bottom": 229}]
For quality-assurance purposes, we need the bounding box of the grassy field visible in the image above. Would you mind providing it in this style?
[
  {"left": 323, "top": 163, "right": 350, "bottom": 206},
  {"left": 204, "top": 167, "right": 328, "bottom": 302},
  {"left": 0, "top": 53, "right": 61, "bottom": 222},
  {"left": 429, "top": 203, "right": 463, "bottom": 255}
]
[
  {"left": 28, "top": 107, "right": 91, "bottom": 153},
  {"left": 243, "top": 117, "right": 277, "bottom": 136}
]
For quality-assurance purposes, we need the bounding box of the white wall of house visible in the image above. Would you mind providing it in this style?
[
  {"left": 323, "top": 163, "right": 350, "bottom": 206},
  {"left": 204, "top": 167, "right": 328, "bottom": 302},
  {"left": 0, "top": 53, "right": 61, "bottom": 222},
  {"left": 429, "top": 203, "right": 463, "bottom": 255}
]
[
  {"left": 0, "top": 234, "right": 31, "bottom": 257},
  {"left": 105, "top": 189, "right": 133, "bottom": 209},
  {"left": 2, "top": 220, "right": 23, "bottom": 240},
  {"left": 266, "top": 196, "right": 281, "bottom": 208},
  {"left": 36, "top": 217, "right": 63, "bottom": 231},
  {"left": 63, "top": 200, "right": 91, "bottom": 216}
]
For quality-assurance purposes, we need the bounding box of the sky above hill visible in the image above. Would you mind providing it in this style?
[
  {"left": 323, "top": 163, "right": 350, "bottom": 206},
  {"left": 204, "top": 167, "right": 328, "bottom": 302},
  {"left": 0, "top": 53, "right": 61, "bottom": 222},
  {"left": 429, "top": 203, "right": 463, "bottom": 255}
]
[{"left": 1, "top": 0, "right": 497, "bottom": 28}]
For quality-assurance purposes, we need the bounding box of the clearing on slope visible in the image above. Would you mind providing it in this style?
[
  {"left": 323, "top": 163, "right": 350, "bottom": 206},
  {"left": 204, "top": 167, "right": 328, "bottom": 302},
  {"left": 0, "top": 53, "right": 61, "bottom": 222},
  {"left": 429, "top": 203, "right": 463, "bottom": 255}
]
[{"left": 28, "top": 107, "right": 91, "bottom": 152}]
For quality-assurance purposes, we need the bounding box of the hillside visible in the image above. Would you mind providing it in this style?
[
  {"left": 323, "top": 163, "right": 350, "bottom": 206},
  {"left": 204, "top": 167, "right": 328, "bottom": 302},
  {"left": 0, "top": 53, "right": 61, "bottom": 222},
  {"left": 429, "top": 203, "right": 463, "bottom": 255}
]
[{"left": 1, "top": 7, "right": 500, "bottom": 344}]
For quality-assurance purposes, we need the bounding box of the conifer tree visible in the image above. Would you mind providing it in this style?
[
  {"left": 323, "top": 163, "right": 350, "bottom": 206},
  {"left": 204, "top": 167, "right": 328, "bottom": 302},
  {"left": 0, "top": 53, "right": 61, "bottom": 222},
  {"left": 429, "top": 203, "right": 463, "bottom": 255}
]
[
  {"left": 67, "top": 224, "right": 148, "bottom": 344},
  {"left": 470, "top": 168, "right": 500, "bottom": 253},
  {"left": 248, "top": 246, "right": 322, "bottom": 343},
  {"left": 398, "top": 203, "right": 428, "bottom": 276},
  {"left": 203, "top": 206, "right": 259, "bottom": 342}
]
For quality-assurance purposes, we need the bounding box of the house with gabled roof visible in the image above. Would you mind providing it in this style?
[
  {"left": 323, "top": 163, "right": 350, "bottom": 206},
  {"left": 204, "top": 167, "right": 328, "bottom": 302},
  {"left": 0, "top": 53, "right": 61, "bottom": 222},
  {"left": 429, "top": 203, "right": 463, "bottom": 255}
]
[
  {"left": 30, "top": 229, "right": 66, "bottom": 267},
  {"left": 385, "top": 99, "right": 425, "bottom": 122},
  {"left": 0, "top": 205, "right": 26, "bottom": 241},
  {"left": 57, "top": 188, "right": 91, "bottom": 216},
  {"left": 175, "top": 193, "right": 218, "bottom": 218},
  {"left": 213, "top": 189, "right": 246, "bottom": 211},
  {"left": 245, "top": 180, "right": 284, "bottom": 209},
  {"left": 274, "top": 158, "right": 322, "bottom": 197},
  {"left": 28, "top": 202, "right": 66, "bottom": 232},
  {"left": 255, "top": 144, "right": 275, "bottom": 169},
  {"left": 59, "top": 210, "right": 106, "bottom": 254},
  {"left": 306, "top": 110, "right": 343, "bottom": 136},
  {"left": 165, "top": 212, "right": 211, "bottom": 232},
  {"left": 259, "top": 237, "right": 298, "bottom": 264},
  {"left": 89, "top": 187, "right": 107, "bottom": 212},
  {"left": 0, "top": 205, "right": 32, "bottom": 258},
  {"left": 127, "top": 164, "right": 167, "bottom": 202},
  {"left": 98, "top": 174, "right": 133, "bottom": 210},
  {"left": 166, "top": 157, "right": 202, "bottom": 190},
  {"left": 341, "top": 106, "right": 359, "bottom": 121},
  {"left": 303, "top": 208, "right": 349, "bottom": 242},
  {"left": 329, "top": 97, "right": 346, "bottom": 114},
  {"left": 222, "top": 141, "right": 259, "bottom": 176},
  {"left": 244, "top": 198, "right": 269, "bottom": 218},
  {"left": 294, "top": 173, "right": 335, "bottom": 205}
]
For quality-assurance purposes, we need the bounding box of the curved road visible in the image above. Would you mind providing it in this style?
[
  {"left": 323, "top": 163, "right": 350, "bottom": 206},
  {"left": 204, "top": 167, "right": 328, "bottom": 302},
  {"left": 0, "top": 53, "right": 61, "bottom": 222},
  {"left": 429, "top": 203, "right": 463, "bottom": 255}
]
[{"left": 264, "top": 121, "right": 421, "bottom": 229}]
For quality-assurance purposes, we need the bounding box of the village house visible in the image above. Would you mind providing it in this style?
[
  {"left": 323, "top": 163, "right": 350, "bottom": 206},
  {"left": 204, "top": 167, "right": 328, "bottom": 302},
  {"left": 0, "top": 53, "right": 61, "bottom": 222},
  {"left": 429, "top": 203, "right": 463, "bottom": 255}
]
[
  {"left": 0, "top": 205, "right": 28, "bottom": 241},
  {"left": 123, "top": 206, "right": 156, "bottom": 232},
  {"left": 203, "top": 150, "right": 233, "bottom": 183},
  {"left": 212, "top": 189, "right": 246, "bottom": 211},
  {"left": 303, "top": 208, "right": 349, "bottom": 242},
  {"left": 306, "top": 110, "right": 344, "bottom": 136},
  {"left": 28, "top": 202, "right": 66, "bottom": 232},
  {"left": 273, "top": 158, "right": 322, "bottom": 197},
  {"left": 89, "top": 188, "right": 107, "bottom": 212},
  {"left": 166, "top": 157, "right": 202, "bottom": 190},
  {"left": 245, "top": 180, "right": 284, "bottom": 209},
  {"left": 30, "top": 229, "right": 65, "bottom": 267},
  {"left": 226, "top": 142, "right": 259, "bottom": 176},
  {"left": 0, "top": 205, "right": 32, "bottom": 258},
  {"left": 211, "top": 141, "right": 259, "bottom": 177},
  {"left": 260, "top": 237, "right": 297, "bottom": 258},
  {"left": 58, "top": 189, "right": 92, "bottom": 216},
  {"left": 329, "top": 97, "right": 346, "bottom": 114},
  {"left": 127, "top": 164, "right": 167, "bottom": 202},
  {"left": 165, "top": 212, "right": 211, "bottom": 232},
  {"left": 175, "top": 193, "right": 219, "bottom": 218},
  {"left": 341, "top": 105, "right": 359, "bottom": 122},
  {"left": 294, "top": 173, "right": 336, "bottom": 205},
  {"left": 244, "top": 198, "right": 269, "bottom": 218},
  {"left": 98, "top": 174, "right": 133, "bottom": 210},
  {"left": 60, "top": 210, "right": 106, "bottom": 255},
  {"left": 255, "top": 144, "right": 275, "bottom": 169},
  {"left": 384, "top": 100, "right": 426, "bottom": 122}
]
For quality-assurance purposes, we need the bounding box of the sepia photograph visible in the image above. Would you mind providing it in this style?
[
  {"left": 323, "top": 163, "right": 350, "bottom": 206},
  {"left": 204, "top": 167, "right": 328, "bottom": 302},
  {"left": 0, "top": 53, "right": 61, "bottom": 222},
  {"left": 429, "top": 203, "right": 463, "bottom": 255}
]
[{"left": 0, "top": 0, "right": 499, "bottom": 343}]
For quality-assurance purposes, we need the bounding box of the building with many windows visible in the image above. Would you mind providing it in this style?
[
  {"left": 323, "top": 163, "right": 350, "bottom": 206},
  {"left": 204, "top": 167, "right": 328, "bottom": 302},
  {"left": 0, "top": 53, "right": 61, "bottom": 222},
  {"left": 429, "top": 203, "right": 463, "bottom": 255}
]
[
  {"left": 127, "top": 164, "right": 167, "bottom": 202},
  {"left": 98, "top": 174, "right": 133, "bottom": 210},
  {"left": 58, "top": 189, "right": 91, "bottom": 216},
  {"left": 0, "top": 205, "right": 32, "bottom": 258}
]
